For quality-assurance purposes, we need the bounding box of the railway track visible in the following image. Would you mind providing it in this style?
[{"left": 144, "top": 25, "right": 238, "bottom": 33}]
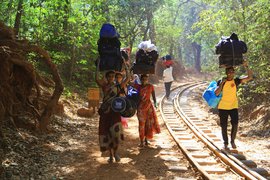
[{"left": 159, "top": 82, "right": 269, "bottom": 180}]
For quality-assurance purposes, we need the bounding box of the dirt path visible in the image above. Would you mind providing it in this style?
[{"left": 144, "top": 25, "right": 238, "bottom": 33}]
[
  {"left": 61, "top": 80, "right": 199, "bottom": 180},
  {"left": 1, "top": 78, "right": 269, "bottom": 180}
]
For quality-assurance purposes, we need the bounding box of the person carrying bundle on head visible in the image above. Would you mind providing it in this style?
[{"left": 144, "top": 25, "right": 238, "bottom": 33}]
[{"left": 214, "top": 61, "right": 253, "bottom": 150}]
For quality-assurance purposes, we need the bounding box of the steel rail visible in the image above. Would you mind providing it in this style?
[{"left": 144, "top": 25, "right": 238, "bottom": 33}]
[
  {"left": 159, "top": 82, "right": 267, "bottom": 180},
  {"left": 177, "top": 85, "right": 267, "bottom": 180}
]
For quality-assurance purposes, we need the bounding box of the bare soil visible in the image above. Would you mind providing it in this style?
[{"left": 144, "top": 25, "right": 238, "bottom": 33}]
[{"left": 1, "top": 75, "right": 269, "bottom": 180}]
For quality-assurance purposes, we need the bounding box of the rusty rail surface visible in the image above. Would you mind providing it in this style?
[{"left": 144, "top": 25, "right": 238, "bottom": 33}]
[{"left": 159, "top": 82, "right": 268, "bottom": 180}]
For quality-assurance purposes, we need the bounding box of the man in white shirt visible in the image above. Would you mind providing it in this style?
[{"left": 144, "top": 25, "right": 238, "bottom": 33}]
[{"left": 163, "top": 65, "right": 174, "bottom": 100}]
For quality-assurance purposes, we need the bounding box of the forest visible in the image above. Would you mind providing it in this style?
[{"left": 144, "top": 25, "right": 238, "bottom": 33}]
[
  {"left": 0, "top": 0, "right": 269, "bottom": 178},
  {"left": 1, "top": 0, "right": 269, "bottom": 140},
  {"left": 1, "top": 0, "right": 269, "bottom": 80}
]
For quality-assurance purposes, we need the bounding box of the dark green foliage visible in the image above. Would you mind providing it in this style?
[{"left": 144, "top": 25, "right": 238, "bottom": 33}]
[{"left": 0, "top": 0, "right": 268, "bottom": 106}]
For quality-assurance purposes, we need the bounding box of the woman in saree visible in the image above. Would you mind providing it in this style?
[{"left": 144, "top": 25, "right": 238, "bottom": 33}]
[
  {"left": 134, "top": 74, "right": 160, "bottom": 147},
  {"left": 95, "top": 59, "right": 130, "bottom": 163}
]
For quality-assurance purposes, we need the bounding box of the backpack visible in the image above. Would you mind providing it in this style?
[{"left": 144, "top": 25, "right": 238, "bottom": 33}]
[
  {"left": 202, "top": 81, "right": 222, "bottom": 108},
  {"left": 97, "top": 23, "right": 123, "bottom": 71},
  {"left": 97, "top": 37, "right": 123, "bottom": 71}
]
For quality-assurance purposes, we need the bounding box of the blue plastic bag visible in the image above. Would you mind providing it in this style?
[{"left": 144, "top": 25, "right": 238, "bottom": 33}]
[{"left": 202, "top": 81, "right": 222, "bottom": 108}]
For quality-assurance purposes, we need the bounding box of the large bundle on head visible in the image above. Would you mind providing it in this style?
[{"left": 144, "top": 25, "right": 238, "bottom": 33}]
[
  {"left": 97, "top": 23, "right": 123, "bottom": 71},
  {"left": 215, "top": 33, "right": 247, "bottom": 68},
  {"left": 132, "top": 40, "right": 158, "bottom": 74}
]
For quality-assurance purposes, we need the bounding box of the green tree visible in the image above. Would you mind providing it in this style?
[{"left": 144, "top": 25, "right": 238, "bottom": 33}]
[{"left": 193, "top": 0, "right": 270, "bottom": 104}]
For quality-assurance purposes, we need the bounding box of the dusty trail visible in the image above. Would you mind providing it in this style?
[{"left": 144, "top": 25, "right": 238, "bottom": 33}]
[{"left": 1, "top": 77, "right": 269, "bottom": 180}]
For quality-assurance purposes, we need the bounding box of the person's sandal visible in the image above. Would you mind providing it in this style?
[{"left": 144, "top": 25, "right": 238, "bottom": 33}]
[
  {"left": 114, "top": 154, "right": 121, "bottom": 162},
  {"left": 107, "top": 156, "right": 113, "bottom": 163}
]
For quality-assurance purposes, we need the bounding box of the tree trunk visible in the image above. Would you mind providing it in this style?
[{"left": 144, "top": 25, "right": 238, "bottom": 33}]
[
  {"left": 192, "top": 42, "right": 201, "bottom": 72},
  {"left": 169, "top": 45, "right": 174, "bottom": 56},
  {"left": 148, "top": 4, "right": 156, "bottom": 44},
  {"left": 239, "top": 0, "right": 247, "bottom": 42},
  {"left": 4, "top": 0, "right": 14, "bottom": 23},
  {"left": 68, "top": 45, "right": 76, "bottom": 82},
  {"left": 63, "top": 0, "right": 70, "bottom": 32},
  {"left": 28, "top": 45, "right": 64, "bottom": 132},
  {"left": 0, "top": 22, "right": 63, "bottom": 134},
  {"left": 169, "top": 0, "right": 190, "bottom": 56},
  {"left": 104, "top": 0, "right": 110, "bottom": 22},
  {"left": 143, "top": 1, "right": 152, "bottom": 41},
  {"left": 178, "top": 45, "right": 182, "bottom": 62},
  {"left": 14, "top": 0, "right": 23, "bottom": 38},
  {"left": 143, "top": 27, "right": 149, "bottom": 41}
]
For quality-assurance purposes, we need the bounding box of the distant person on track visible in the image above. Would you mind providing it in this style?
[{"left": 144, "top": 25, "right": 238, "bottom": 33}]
[
  {"left": 163, "top": 55, "right": 174, "bottom": 100},
  {"left": 95, "top": 59, "right": 129, "bottom": 163},
  {"left": 134, "top": 74, "right": 160, "bottom": 147},
  {"left": 215, "top": 61, "right": 253, "bottom": 150}
]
